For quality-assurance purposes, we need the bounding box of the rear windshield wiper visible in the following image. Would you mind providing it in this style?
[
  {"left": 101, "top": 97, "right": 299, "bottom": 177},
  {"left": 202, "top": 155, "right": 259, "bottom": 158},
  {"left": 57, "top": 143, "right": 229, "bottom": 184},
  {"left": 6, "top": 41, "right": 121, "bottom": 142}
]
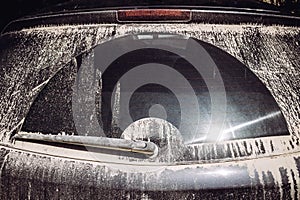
[{"left": 13, "top": 132, "right": 158, "bottom": 158}]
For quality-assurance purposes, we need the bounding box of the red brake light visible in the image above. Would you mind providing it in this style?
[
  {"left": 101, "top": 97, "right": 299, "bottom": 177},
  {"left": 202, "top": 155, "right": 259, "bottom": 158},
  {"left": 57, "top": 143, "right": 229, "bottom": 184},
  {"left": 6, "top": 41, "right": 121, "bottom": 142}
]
[{"left": 117, "top": 9, "right": 191, "bottom": 22}]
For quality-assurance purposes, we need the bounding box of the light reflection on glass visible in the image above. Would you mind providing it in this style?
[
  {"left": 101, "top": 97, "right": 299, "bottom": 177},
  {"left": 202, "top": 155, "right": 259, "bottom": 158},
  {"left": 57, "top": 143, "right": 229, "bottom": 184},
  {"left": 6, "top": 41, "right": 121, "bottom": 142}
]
[{"left": 218, "top": 111, "right": 282, "bottom": 141}]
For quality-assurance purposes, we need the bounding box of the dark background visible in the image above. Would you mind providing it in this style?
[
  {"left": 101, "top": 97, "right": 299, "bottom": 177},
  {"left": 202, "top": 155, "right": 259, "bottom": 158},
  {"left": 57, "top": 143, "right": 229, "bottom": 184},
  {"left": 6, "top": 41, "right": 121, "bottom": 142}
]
[{"left": 0, "top": 0, "right": 65, "bottom": 32}]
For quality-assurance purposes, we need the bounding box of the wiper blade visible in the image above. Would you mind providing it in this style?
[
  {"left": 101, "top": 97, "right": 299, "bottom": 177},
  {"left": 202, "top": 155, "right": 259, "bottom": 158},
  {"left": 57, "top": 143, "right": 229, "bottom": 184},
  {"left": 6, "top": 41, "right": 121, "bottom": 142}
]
[{"left": 13, "top": 132, "right": 158, "bottom": 157}]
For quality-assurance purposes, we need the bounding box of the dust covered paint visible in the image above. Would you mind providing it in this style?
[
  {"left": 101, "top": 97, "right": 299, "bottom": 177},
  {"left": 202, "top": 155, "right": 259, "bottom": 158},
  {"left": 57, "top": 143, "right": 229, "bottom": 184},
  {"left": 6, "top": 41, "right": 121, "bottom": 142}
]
[
  {"left": 0, "top": 18, "right": 300, "bottom": 199},
  {"left": 0, "top": 146, "right": 300, "bottom": 199}
]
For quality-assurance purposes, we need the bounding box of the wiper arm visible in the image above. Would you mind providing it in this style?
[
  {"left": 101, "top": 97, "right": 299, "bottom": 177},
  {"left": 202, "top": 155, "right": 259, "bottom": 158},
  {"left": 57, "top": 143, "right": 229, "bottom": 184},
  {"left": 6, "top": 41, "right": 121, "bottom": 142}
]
[{"left": 13, "top": 132, "right": 158, "bottom": 158}]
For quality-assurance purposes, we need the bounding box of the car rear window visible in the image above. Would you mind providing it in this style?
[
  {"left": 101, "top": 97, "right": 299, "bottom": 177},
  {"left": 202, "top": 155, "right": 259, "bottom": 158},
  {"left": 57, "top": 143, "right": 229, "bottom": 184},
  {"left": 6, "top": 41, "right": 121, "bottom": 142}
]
[{"left": 21, "top": 33, "right": 289, "bottom": 144}]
